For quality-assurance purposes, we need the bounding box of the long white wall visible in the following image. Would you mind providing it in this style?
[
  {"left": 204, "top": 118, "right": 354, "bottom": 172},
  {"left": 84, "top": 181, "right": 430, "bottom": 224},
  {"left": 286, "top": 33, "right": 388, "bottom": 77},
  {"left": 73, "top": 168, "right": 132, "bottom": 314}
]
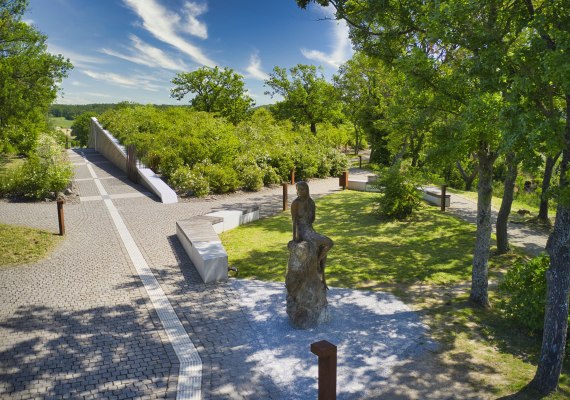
[{"left": 88, "top": 118, "right": 178, "bottom": 204}]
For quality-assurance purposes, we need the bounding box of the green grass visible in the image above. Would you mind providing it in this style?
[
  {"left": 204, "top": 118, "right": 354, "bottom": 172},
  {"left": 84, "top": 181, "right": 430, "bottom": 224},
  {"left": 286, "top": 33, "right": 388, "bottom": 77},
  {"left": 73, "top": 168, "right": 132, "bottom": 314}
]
[
  {"left": 49, "top": 116, "right": 74, "bottom": 129},
  {"left": 222, "top": 191, "right": 477, "bottom": 286},
  {"left": 221, "top": 190, "right": 569, "bottom": 398},
  {"left": 0, "top": 223, "right": 62, "bottom": 267}
]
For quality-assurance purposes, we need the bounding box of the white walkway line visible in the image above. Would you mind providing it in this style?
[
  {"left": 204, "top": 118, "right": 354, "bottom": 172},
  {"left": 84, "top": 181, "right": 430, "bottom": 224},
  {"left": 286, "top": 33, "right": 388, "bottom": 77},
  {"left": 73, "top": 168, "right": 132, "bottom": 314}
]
[{"left": 80, "top": 151, "right": 202, "bottom": 400}]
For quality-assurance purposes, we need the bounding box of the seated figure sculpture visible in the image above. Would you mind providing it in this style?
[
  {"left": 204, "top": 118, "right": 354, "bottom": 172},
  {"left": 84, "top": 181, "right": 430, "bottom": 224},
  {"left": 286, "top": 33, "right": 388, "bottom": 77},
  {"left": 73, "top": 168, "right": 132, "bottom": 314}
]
[
  {"left": 291, "top": 181, "right": 333, "bottom": 288},
  {"left": 286, "top": 181, "right": 333, "bottom": 328}
]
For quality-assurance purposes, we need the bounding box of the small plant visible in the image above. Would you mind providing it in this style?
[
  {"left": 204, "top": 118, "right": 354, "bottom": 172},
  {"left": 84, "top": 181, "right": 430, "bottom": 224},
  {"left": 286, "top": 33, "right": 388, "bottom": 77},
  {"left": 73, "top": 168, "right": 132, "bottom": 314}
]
[
  {"left": 498, "top": 254, "right": 554, "bottom": 333},
  {"left": 374, "top": 161, "right": 422, "bottom": 220}
]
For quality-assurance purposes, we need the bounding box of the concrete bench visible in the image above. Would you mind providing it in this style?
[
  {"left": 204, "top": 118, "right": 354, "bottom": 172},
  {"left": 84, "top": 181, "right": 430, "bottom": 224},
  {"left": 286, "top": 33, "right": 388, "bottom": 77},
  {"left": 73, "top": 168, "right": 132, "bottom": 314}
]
[
  {"left": 422, "top": 189, "right": 450, "bottom": 207},
  {"left": 176, "top": 205, "right": 260, "bottom": 284},
  {"left": 347, "top": 175, "right": 380, "bottom": 192}
]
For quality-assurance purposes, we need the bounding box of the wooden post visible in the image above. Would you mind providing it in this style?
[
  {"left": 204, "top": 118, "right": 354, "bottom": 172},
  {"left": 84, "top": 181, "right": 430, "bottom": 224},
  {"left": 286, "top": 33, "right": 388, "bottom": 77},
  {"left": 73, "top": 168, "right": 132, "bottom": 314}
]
[
  {"left": 342, "top": 171, "right": 348, "bottom": 190},
  {"left": 311, "top": 340, "right": 337, "bottom": 400},
  {"left": 291, "top": 169, "right": 295, "bottom": 185},
  {"left": 65, "top": 137, "right": 69, "bottom": 149},
  {"left": 57, "top": 199, "right": 65, "bottom": 236},
  {"left": 282, "top": 182, "right": 288, "bottom": 211},
  {"left": 358, "top": 155, "right": 362, "bottom": 169},
  {"left": 441, "top": 184, "right": 447, "bottom": 212}
]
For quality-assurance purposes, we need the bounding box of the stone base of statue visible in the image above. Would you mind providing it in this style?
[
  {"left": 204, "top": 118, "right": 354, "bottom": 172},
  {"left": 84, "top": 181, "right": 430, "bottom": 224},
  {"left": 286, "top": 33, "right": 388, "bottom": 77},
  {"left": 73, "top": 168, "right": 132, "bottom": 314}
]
[{"left": 286, "top": 240, "right": 330, "bottom": 329}]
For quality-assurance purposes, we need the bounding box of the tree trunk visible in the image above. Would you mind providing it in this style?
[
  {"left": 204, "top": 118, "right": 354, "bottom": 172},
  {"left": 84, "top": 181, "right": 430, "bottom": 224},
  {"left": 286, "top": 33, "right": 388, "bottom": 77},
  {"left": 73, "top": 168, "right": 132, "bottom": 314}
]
[
  {"left": 354, "top": 122, "right": 360, "bottom": 154},
  {"left": 456, "top": 160, "right": 478, "bottom": 191},
  {"left": 496, "top": 151, "right": 519, "bottom": 254},
  {"left": 469, "top": 142, "right": 496, "bottom": 308},
  {"left": 538, "top": 152, "right": 561, "bottom": 222},
  {"left": 531, "top": 95, "right": 570, "bottom": 395},
  {"left": 310, "top": 122, "right": 317, "bottom": 135}
]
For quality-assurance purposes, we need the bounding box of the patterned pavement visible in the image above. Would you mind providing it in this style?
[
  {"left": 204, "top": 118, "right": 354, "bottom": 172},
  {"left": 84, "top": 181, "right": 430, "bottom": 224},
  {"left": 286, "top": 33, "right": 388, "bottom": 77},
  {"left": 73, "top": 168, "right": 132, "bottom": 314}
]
[
  {"left": 0, "top": 149, "right": 346, "bottom": 400},
  {"left": 0, "top": 149, "right": 548, "bottom": 399}
]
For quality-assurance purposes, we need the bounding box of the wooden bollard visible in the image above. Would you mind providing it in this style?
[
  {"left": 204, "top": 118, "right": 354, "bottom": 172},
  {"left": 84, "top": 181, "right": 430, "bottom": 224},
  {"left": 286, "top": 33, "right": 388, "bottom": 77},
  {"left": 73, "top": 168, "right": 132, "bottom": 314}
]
[
  {"left": 57, "top": 199, "right": 65, "bottom": 235},
  {"left": 291, "top": 169, "right": 295, "bottom": 185},
  {"left": 441, "top": 184, "right": 447, "bottom": 212},
  {"left": 282, "top": 182, "right": 288, "bottom": 211},
  {"left": 340, "top": 171, "right": 348, "bottom": 190},
  {"left": 358, "top": 155, "right": 362, "bottom": 169},
  {"left": 65, "top": 137, "right": 69, "bottom": 149},
  {"left": 311, "top": 340, "right": 337, "bottom": 400}
]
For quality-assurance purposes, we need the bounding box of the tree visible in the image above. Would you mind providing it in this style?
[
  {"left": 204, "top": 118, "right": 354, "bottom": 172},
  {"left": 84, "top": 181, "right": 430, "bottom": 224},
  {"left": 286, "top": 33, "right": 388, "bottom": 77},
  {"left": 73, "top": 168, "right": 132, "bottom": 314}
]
[
  {"left": 300, "top": 0, "right": 570, "bottom": 393},
  {"left": 264, "top": 64, "right": 342, "bottom": 134},
  {"left": 170, "top": 66, "right": 254, "bottom": 125},
  {"left": 0, "top": 0, "right": 72, "bottom": 154},
  {"left": 334, "top": 52, "right": 390, "bottom": 159},
  {"left": 71, "top": 112, "right": 96, "bottom": 147}
]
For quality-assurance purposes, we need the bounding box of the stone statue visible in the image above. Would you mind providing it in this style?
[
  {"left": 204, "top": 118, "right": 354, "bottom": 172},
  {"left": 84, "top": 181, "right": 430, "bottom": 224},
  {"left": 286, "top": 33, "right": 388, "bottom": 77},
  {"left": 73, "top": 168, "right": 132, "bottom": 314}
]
[{"left": 286, "top": 181, "right": 333, "bottom": 328}]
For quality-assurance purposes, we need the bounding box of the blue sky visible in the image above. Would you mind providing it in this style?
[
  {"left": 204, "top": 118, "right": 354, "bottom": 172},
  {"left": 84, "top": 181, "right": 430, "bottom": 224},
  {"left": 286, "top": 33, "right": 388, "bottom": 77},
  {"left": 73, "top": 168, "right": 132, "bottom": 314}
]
[{"left": 24, "top": 0, "right": 353, "bottom": 105}]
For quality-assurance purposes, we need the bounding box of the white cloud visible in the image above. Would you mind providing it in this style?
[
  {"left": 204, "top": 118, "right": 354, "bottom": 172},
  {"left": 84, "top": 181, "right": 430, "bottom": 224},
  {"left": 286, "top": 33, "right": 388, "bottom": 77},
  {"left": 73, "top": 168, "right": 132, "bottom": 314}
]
[
  {"left": 182, "top": 2, "right": 208, "bottom": 39},
  {"left": 122, "top": 0, "right": 215, "bottom": 67},
  {"left": 301, "top": 19, "right": 353, "bottom": 69},
  {"left": 48, "top": 44, "right": 107, "bottom": 68},
  {"left": 101, "top": 35, "right": 188, "bottom": 71},
  {"left": 245, "top": 52, "right": 269, "bottom": 81},
  {"left": 82, "top": 70, "right": 162, "bottom": 92}
]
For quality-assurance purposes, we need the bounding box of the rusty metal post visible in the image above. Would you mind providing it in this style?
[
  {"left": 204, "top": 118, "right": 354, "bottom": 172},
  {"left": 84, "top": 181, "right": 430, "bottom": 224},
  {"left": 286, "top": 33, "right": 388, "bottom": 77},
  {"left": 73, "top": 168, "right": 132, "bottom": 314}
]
[
  {"left": 358, "top": 155, "right": 362, "bottom": 169},
  {"left": 282, "top": 182, "right": 288, "bottom": 211},
  {"left": 342, "top": 171, "right": 348, "bottom": 190},
  {"left": 57, "top": 199, "right": 65, "bottom": 236},
  {"left": 441, "top": 185, "right": 447, "bottom": 212},
  {"left": 291, "top": 169, "right": 295, "bottom": 185},
  {"left": 311, "top": 340, "right": 337, "bottom": 400}
]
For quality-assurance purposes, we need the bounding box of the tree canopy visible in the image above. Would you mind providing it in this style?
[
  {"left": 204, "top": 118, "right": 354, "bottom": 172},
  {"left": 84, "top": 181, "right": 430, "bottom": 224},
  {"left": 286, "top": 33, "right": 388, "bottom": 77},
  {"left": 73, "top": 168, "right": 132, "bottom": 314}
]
[
  {"left": 264, "top": 64, "right": 342, "bottom": 134},
  {"left": 0, "top": 0, "right": 72, "bottom": 154},
  {"left": 170, "top": 66, "right": 254, "bottom": 125}
]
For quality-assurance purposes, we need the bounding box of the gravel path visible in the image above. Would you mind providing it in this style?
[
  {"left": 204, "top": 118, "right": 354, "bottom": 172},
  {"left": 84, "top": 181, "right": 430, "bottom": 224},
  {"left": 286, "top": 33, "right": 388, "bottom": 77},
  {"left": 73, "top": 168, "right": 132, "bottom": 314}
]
[{"left": 0, "top": 150, "right": 548, "bottom": 399}]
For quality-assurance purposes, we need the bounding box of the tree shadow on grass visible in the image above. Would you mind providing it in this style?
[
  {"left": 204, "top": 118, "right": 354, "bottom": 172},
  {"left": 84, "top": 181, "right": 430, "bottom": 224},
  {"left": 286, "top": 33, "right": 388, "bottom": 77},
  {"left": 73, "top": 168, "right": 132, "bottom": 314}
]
[{"left": 0, "top": 300, "right": 178, "bottom": 399}]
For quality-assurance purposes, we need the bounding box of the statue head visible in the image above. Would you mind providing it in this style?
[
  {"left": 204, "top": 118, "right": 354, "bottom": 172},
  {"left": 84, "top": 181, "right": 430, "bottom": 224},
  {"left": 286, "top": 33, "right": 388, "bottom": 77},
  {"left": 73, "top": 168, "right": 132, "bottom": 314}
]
[{"left": 296, "top": 181, "right": 310, "bottom": 199}]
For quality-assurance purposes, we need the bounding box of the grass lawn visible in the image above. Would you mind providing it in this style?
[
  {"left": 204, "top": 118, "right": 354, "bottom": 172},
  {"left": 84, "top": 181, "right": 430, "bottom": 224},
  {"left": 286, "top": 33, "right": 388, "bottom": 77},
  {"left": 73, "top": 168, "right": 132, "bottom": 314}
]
[
  {"left": 0, "top": 223, "right": 62, "bottom": 267},
  {"left": 221, "top": 190, "right": 569, "bottom": 399},
  {"left": 49, "top": 116, "right": 74, "bottom": 129}
]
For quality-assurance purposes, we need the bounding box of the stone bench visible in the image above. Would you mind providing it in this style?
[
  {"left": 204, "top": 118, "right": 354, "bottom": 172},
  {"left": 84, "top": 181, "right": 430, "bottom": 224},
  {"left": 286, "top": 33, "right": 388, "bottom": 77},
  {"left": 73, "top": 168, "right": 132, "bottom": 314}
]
[
  {"left": 176, "top": 205, "right": 260, "bottom": 284},
  {"left": 347, "top": 175, "right": 380, "bottom": 192},
  {"left": 422, "top": 189, "right": 450, "bottom": 207}
]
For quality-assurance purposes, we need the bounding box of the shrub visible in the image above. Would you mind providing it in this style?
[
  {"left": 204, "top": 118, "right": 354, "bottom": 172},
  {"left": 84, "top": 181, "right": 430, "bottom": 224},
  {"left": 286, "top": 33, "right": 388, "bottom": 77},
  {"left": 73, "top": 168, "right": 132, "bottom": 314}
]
[
  {"left": 498, "top": 254, "right": 553, "bottom": 333},
  {"left": 169, "top": 165, "right": 192, "bottom": 192},
  {"left": 169, "top": 164, "right": 212, "bottom": 197},
  {"left": 200, "top": 163, "right": 240, "bottom": 194},
  {"left": 374, "top": 161, "right": 421, "bottom": 220},
  {"left": 327, "top": 148, "right": 348, "bottom": 177},
  {"left": 239, "top": 164, "right": 264, "bottom": 191},
  {"left": 157, "top": 150, "right": 183, "bottom": 180},
  {"left": 262, "top": 165, "right": 281, "bottom": 185}
]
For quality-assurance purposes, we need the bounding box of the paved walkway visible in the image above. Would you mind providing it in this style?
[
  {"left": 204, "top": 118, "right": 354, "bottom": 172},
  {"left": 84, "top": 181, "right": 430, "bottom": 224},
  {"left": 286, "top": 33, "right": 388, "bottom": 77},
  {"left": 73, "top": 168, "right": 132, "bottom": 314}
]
[{"left": 0, "top": 151, "right": 548, "bottom": 399}]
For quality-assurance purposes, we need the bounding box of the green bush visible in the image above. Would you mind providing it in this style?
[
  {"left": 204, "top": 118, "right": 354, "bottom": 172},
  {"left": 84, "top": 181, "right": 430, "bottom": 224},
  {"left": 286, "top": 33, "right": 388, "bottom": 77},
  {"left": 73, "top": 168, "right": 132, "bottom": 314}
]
[
  {"left": 0, "top": 139, "right": 72, "bottom": 200},
  {"left": 239, "top": 164, "right": 264, "bottom": 191},
  {"left": 199, "top": 163, "right": 240, "bottom": 194},
  {"left": 499, "top": 254, "right": 553, "bottom": 333},
  {"left": 374, "top": 161, "right": 421, "bottom": 220},
  {"left": 170, "top": 164, "right": 212, "bottom": 197},
  {"left": 327, "top": 148, "right": 348, "bottom": 177}
]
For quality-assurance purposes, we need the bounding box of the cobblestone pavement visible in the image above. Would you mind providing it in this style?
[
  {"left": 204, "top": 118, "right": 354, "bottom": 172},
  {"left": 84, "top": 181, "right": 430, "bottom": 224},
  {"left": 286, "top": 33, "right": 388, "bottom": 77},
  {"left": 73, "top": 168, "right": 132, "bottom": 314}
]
[
  {"left": 0, "top": 151, "right": 548, "bottom": 400},
  {"left": 0, "top": 149, "right": 354, "bottom": 400}
]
